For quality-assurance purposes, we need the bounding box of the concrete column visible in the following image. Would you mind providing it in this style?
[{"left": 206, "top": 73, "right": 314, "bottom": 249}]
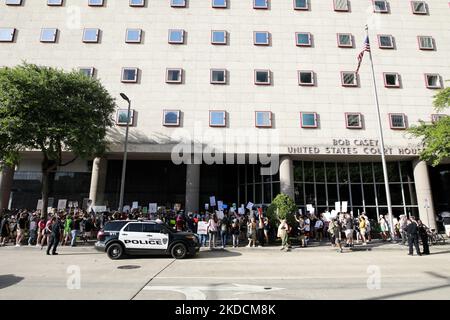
[
  {"left": 88, "top": 157, "right": 108, "bottom": 206},
  {"left": 0, "top": 165, "right": 14, "bottom": 211},
  {"left": 279, "top": 156, "right": 295, "bottom": 200},
  {"left": 185, "top": 164, "right": 200, "bottom": 213},
  {"left": 412, "top": 159, "right": 437, "bottom": 230}
]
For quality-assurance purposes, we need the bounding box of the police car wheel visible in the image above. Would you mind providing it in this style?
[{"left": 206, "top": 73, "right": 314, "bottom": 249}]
[
  {"left": 107, "top": 243, "right": 124, "bottom": 260},
  {"left": 171, "top": 243, "right": 187, "bottom": 259}
]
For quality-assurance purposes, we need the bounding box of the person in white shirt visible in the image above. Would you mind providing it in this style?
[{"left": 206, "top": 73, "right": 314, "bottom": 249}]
[
  {"left": 304, "top": 215, "right": 311, "bottom": 246},
  {"left": 314, "top": 217, "right": 324, "bottom": 241}
]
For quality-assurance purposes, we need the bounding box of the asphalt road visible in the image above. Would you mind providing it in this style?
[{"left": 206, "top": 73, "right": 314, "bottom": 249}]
[{"left": 0, "top": 241, "right": 449, "bottom": 300}]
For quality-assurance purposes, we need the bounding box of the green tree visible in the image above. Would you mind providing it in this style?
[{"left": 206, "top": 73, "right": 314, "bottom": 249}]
[
  {"left": 267, "top": 193, "right": 297, "bottom": 226},
  {"left": 0, "top": 63, "right": 116, "bottom": 216},
  {"left": 408, "top": 85, "right": 450, "bottom": 167}
]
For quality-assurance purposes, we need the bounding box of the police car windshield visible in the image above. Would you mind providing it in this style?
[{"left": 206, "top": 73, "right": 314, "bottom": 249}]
[{"left": 104, "top": 221, "right": 128, "bottom": 231}]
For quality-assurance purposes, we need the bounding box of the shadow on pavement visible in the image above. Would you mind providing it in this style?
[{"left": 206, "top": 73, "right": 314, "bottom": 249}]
[{"left": 0, "top": 274, "right": 24, "bottom": 289}]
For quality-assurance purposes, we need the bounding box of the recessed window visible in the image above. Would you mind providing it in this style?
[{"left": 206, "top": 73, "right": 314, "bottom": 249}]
[
  {"left": 116, "top": 109, "right": 134, "bottom": 126},
  {"left": 301, "top": 112, "right": 318, "bottom": 128},
  {"left": 425, "top": 74, "right": 442, "bottom": 89},
  {"left": 88, "top": 0, "right": 104, "bottom": 6},
  {"left": 40, "top": 28, "right": 58, "bottom": 43},
  {"left": 334, "top": 0, "right": 349, "bottom": 11},
  {"left": 83, "top": 28, "right": 100, "bottom": 43},
  {"left": 294, "top": 0, "right": 309, "bottom": 10},
  {"left": 166, "top": 68, "right": 183, "bottom": 83},
  {"left": 130, "top": 0, "right": 145, "bottom": 7},
  {"left": 125, "top": 29, "right": 142, "bottom": 43},
  {"left": 378, "top": 34, "right": 394, "bottom": 49},
  {"left": 210, "top": 69, "right": 227, "bottom": 84},
  {"left": 373, "top": 0, "right": 389, "bottom": 13},
  {"left": 5, "top": 0, "right": 22, "bottom": 5},
  {"left": 254, "top": 0, "right": 268, "bottom": 9},
  {"left": 418, "top": 36, "right": 435, "bottom": 50},
  {"left": 345, "top": 113, "right": 363, "bottom": 129},
  {"left": 163, "top": 110, "right": 181, "bottom": 126},
  {"left": 79, "top": 67, "right": 95, "bottom": 78},
  {"left": 341, "top": 72, "right": 358, "bottom": 87},
  {"left": 0, "top": 28, "right": 16, "bottom": 42},
  {"left": 337, "top": 33, "right": 353, "bottom": 47},
  {"left": 431, "top": 114, "right": 447, "bottom": 123},
  {"left": 384, "top": 73, "right": 400, "bottom": 88},
  {"left": 298, "top": 71, "right": 315, "bottom": 86},
  {"left": 212, "top": 0, "right": 227, "bottom": 8},
  {"left": 295, "top": 32, "right": 312, "bottom": 46},
  {"left": 48, "top": 0, "right": 63, "bottom": 5},
  {"left": 411, "top": 1, "right": 428, "bottom": 14},
  {"left": 171, "top": 0, "right": 186, "bottom": 7},
  {"left": 254, "top": 31, "right": 270, "bottom": 45},
  {"left": 254, "top": 70, "right": 271, "bottom": 85},
  {"left": 255, "top": 111, "right": 272, "bottom": 128},
  {"left": 211, "top": 30, "right": 227, "bottom": 45},
  {"left": 389, "top": 114, "right": 407, "bottom": 129},
  {"left": 209, "top": 110, "right": 226, "bottom": 127},
  {"left": 121, "top": 68, "right": 139, "bottom": 83},
  {"left": 168, "top": 29, "right": 185, "bottom": 44}
]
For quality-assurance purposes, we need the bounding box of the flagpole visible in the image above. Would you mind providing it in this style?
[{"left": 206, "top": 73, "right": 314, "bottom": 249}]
[{"left": 365, "top": 25, "right": 395, "bottom": 240}]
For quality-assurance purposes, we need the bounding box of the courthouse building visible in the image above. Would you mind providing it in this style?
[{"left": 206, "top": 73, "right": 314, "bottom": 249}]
[{"left": 0, "top": 0, "right": 449, "bottom": 228}]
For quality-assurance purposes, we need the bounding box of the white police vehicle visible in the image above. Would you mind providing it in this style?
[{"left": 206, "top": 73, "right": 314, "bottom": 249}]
[{"left": 95, "top": 220, "right": 200, "bottom": 259}]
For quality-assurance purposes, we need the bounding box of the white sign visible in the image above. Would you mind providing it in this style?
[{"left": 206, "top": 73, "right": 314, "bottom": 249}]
[
  {"left": 132, "top": 201, "right": 139, "bottom": 209},
  {"left": 57, "top": 199, "right": 67, "bottom": 210},
  {"left": 246, "top": 202, "right": 254, "bottom": 210},
  {"left": 217, "top": 201, "right": 224, "bottom": 211},
  {"left": 73, "top": 201, "right": 79, "bottom": 208},
  {"left": 123, "top": 205, "right": 131, "bottom": 213},
  {"left": 306, "top": 204, "right": 313, "bottom": 212},
  {"left": 205, "top": 203, "right": 209, "bottom": 210},
  {"left": 341, "top": 201, "right": 348, "bottom": 213},
  {"left": 149, "top": 203, "right": 157, "bottom": 213},
  {"left": 210, "top": 196, "right": 216, "bottom": 207},
  {"left": 93, "top": 206, "right": 107, "bottom": 213},
  {"left": 238, "top": 207, "right": 245, "bottom": 215},
  {"left": 216, "top": 210, "right": 224, "bottom": 220},
  {"left": 330, "top": 210, "right": 338, "bottom": 218},
  {"left": 323, "top": 211, "right": 332, "bottom": 221},
  {"left": 335, "top": 202, "right": 341, "bottom": 213},
  {"left": 197, "top": 221, "right": 208, "bottom": 235},
  {"left": 37, "top": 199, "right": 44, "bottom": 210}
]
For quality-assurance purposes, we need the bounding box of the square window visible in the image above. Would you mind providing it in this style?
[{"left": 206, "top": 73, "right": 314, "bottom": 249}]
[
  {"left": 341, "top": 72, "right": 358, "bottom": 87},
  {"left": 301, "top": 112, "right": 318, "bottom": 128},
  {"left": 411, "top": 1, "right": 428, "bottom": 14},
  {"left": 130, "top": 0, "right": 145, "bottom": 6},
  {"left": 168, "top": 29, "right": 185, "bottom": 44},
  {"left": 334, "top": 0, "right": 349, "bottom": 11},
  {"left": 431, "top": 114, "right": 447, "bottom": 123},
  {"left": 210, "top": 69, "right": 227, "bottom": 84},
  {"left": 79, "top": 67, "right": 95, "bottom": 78},
  {"left": 384, "top": 73, "right": 400, "bottom": 88},
  {"left": 298, "top": 71, "right": 315, "bottom": 86},
  {"left": 125, "top": 29, "right": 142, "bottom": 43},
  {"left": 171, "top": 0, "right": 186, "bottom": 7},
  {"left": 337, "top": 33, "right": 353, "bottom": 47},
  {"left": 294, "top": 0, "right": 308, "bottom": 10},
  {"left": 0, "top": 28, "right": 16, "bottom": 42},
  {"left": 116, "top": 109, "right": 134, "bottom": 126},
  {"left": 425, "top": 74, "right": 442, "bottom": 89},
  {"left": 254, "top": 31, "right": 270, "bottom": 45},
  {"left": 418, "top": 36, "right": 434, "bottom": 50},
  {"left": 121, "top": 68, "right": 139, "bottom": 83},
  {"left": 211, "top": 30, "right": 227, "bottom": 45},
  {"left": 254, "top": 70, "right": 271, "bottom": 85},
  {"left": 296, "top": 32, "right": 312, "bottom": 46},
  {"left": 212, "top": 0, "right": 227, "bottom": 8},
  {"left": 163, "top": 110, "right": 181, "bottom": 126},
  {"left": 40, "top": 28, "right": 58, "bottom": 43},
  {"left": 255, "top": 111, "right": 272, "bottom": 128},
  {"left": 378, "top": 34, "right": 394, "bottom": 49},
  {"left": 345, "top": 113, "right": 363, "bottom": 129},
  {"left": 5, "top": 0, "right": 22, "bottom": 5},
  {"left": 166, "top": 68, "right": 183, "bottom": 83},
  {"left": 88, "top": 0, "right": 104, "bottom": 6},
  {"left": 48, "top": 0, "right": 63, "bottom": 5},
  {"left": 83, "top": 28, "right": 100, "bottom": 43},
  {"left": 373, "top": 0, "right": 388, "bottom": 13},
  {"left": 209, "top": 110, "right": 226, "bottom": 127},
  {"left": 389, "top": 114, "right": 407, "bottom": 129},
  {"left": 254, "top": 0, "right": 268, "bottom": 9}
]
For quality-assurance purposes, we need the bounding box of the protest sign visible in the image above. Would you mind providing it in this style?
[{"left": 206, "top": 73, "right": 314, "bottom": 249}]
[
  {"left": 341, "top": 201, "right": 348, "bottom": 213},
  {"left": 197, "top": 221, "right": 208, "bottom": 235},
  {"left": 57, "top": 199, "right": 67, "bottom": 210},
  {"left": 210, "top": 196, "right": 216, "bottom": 207},
  {"left": 149, "top": 203, "right": 157, "bottom": 213},
  {"left": 246, "top": 202, "right": 254, "bottom": 210},
  {"left": 217, "top": 201, "right": 223, "bottom": 211},
  {"left": 335, "top": 202, "right": 341, "bottom": 213}
]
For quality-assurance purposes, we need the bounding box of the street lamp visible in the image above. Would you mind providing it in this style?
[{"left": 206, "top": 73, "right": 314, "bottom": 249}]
[{"left": 118, "top": 93, "right": 131, "bottom": 212}]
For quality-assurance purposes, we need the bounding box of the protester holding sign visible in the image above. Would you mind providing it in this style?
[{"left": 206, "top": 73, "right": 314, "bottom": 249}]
[
  {"left": 207, "top": 213, "right": 218, "bottom": 249},
  {"left": 231, "top": 218, "right": 240, "bottom": 248},
  {"left": 246, "top": 217, "right": 257, "bottom": 248}
]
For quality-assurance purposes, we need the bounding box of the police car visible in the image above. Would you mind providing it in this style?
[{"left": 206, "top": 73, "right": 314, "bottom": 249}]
[{"left": 95, "top": 220, "right": 200, "bottom": 259}]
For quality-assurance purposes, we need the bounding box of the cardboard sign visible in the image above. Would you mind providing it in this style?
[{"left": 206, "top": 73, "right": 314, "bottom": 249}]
[
  {"left": 205, "top": 203, "right": 209, "bottom": 210},
  {"left": 306, "top": 204, "right": 313, "bottom": 212},
  {"left": 37, "top": 200, "right": 43, "bottom": 210},
  {"left": 197, "top": 221, "right": 208, "bottom": 235},
  {"left": 57, "top": 199, "right": 67, "bottom": 210},
  {"left": 246, "top": 202, "right": 254, "bottom": 210},
  {"left": 149, "top": 203, "right": 157, "bottom": 214},
  {"left": 216, "top": 210, "right": 224, "bottom": 220},
  {"left": 341, "top": 201, "right": 348, "bottom": 213},
  {"left": 132, "top": 201, "right": 139, "bottom": 209},
  {"left": 335, "top": 202, "right": 341, "bottom": 213},
  {"left": 210, "top": 196, "right": 216, "bottom": 207},
  {"left": 217, "top": 201, "right": 223, "bottom": 211}
]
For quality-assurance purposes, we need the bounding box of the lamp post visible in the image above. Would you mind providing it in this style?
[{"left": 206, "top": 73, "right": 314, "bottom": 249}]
[{"left": 118, "top": 93, "right": 131, "bottom": 212}]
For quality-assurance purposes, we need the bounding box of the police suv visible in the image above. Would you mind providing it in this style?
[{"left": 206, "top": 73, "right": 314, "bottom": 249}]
[{"left": 95, "top": 220, "right": 200, "bottom": 259}]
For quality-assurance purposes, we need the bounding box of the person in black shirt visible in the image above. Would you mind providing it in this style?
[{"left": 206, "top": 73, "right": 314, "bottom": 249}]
[
  {"left": 46, "top": 217, "right": 61, "bottom": 255},
  {"left": 405, "top": 218, "right": 421, "bottom": 256},
  {"left": 417, "top": 220, "right": 430, "bottom": 255}
]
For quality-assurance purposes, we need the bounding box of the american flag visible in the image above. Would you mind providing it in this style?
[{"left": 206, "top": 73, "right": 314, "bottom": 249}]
[{"left": 356, "top": 36, "right": 370, "bottom": 74}]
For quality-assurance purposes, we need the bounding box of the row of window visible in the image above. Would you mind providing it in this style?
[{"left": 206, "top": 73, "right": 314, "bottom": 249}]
[
  {"left": 0, "top": 28, "right": 438, "bottom": 51},
  {"left": 113, "top": 67, "right": 444, "bottom": 89},
  {"left": 117, "top": 110, "right": 447, "bottom": 129},
  {"left": 4, "top": 0, "right": 433, "bottom": 16}
]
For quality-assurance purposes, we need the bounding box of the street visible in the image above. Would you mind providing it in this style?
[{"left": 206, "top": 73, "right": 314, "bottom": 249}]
[{"left": 0, "top": 242, "right": 449, "bottom": 300}]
